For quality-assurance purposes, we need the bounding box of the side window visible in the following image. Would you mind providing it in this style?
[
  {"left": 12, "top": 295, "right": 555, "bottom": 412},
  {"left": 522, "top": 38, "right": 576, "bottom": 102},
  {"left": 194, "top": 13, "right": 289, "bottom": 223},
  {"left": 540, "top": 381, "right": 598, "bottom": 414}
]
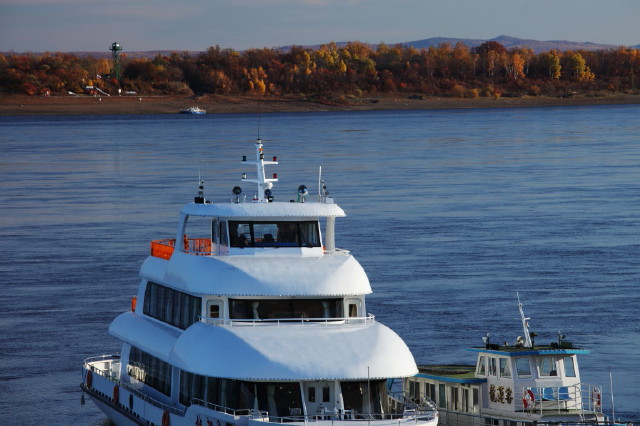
[
  {"left": 538, "top": 357, "right": 556, "bottom": 376},
  {"left": 563, "top": 356, "right": 576, "bottom": 377},
  {"left": 476, "top": 356, "right": 486, "bottom": 376},
  {"left": 515, "top": 357, "right": 532, "bottom": 378},
  {"left": 499, "top": 358, "right": 511, "bottom": 378},
  {"left": 489, "top": 358, "right": 497, "bottom": 376},
  {"left": 207, "top": 299, "right": 223, "bottom": 320},
  {"left": 346, "top": 298, "right": 361, "bottom": 317}
]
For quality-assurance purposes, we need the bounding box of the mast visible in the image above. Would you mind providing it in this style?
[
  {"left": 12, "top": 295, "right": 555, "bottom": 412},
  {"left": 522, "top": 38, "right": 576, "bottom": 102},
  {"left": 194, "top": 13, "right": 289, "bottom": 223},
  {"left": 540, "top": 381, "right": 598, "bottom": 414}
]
[
  {"left": 517, "top": 292, "right": 533, "bottom": 348},
  {"left": 241, "top": 139, "right": 278, "bottom": 202}
]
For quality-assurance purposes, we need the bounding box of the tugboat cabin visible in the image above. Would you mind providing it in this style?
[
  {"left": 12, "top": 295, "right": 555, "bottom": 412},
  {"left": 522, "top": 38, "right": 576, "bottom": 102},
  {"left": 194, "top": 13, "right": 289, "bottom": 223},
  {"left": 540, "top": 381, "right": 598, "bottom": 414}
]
[{"left": 404, "top": 299, "right": 604, "bottom": 425}]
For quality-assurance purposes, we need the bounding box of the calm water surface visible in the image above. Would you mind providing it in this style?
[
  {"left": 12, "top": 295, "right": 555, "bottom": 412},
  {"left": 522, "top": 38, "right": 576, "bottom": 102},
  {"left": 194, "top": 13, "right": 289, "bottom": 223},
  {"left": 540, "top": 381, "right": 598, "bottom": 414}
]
[{"left": 1, "top": 105, "right": 639, "bottom": 424}]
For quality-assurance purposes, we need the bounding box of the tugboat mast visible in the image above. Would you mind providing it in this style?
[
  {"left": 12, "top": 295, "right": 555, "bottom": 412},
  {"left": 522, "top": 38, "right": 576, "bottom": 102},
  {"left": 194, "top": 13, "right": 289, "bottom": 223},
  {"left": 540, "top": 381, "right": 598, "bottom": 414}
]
[{"left": 517, "top": 292, "right": 533, "bottom": 348}]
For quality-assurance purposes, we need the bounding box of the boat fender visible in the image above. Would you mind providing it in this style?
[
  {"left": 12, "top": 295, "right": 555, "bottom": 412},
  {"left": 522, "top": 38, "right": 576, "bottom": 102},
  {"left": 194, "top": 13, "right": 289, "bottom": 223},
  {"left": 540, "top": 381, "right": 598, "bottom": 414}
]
[
  {"left": 522, "top": 389, "right": 535, "bottom": 409},
  {"left": 162, "top": 410, "right": 171, "bottom": 426},
  {"left": 129, "top": 393, "right": 134, "bottom": 410},
  {"left": 86, "top": 370, "right": 93, "bottom": 388},
  {"left": 113, "top": 385, "right": 119, "bottom": 404},
  {"left": 592, "top": 386, "right": 601, "bottom": 407}
]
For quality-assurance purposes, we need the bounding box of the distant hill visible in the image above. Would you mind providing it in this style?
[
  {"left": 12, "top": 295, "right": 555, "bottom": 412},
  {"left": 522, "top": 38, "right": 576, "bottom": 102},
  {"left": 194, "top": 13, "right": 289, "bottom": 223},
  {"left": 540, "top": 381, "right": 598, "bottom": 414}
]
[{"left": 402, "top": 35, "right": 626, "bottom": 53}]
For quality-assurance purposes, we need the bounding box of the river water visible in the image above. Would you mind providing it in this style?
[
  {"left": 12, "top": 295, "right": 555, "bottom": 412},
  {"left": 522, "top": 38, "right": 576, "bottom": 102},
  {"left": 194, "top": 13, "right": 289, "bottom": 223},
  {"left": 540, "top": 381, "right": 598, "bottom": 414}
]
[{"left": 1, "top": 105, "right": 639, "bottom": 424}]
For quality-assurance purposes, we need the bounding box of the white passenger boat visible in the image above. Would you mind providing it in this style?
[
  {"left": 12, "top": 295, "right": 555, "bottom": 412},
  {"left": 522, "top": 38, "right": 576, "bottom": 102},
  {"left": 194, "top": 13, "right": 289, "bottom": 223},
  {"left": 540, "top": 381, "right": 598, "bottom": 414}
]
[
  {"left": 404, "top": 295, "right": 606, "bottom": 425},
  {"left": 180, "top": 106, "right": 206, "bottom": 114},
  {"left": 81, "top": 139, "right": 438, "bottom": 426}
]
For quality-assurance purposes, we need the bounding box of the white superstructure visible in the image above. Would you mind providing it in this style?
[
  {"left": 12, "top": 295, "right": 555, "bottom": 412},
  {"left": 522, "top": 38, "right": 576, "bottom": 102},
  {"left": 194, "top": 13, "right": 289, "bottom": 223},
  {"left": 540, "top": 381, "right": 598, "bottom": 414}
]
[{"left": 81, "top": 139, "right": 438, "bottom": 426}]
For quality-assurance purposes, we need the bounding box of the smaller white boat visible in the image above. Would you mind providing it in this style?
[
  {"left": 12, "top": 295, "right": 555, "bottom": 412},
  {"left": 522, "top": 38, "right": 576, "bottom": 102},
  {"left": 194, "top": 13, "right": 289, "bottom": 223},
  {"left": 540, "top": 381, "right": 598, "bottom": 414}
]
[
  {"left": 404, "top": 294, "right": 607, "bottom": 425},
  {"left": 179, "top": 106, "right": 206, "bottom": 114}
]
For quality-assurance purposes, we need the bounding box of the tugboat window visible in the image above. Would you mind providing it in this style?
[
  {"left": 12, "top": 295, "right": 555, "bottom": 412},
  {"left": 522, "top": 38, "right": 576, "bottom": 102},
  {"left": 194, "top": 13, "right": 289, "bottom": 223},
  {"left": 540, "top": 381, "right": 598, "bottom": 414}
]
[
  {"left": 476, "top": 356, "right": 486, "bottom": 376},
  {"left": 538, "top": 357, "right": 556, "bottom": 376},
  {"left": 515, "top": 357, "right": 532, "bottom": 378},
  {"left": 563, "top": 356, "right": 576, "bottom": 377},
  {"left": 228, "top": 221, "right": 320, "bottom": 248},
  {"left": 499, "top": 358, "right": 511, "bottom": 378}
]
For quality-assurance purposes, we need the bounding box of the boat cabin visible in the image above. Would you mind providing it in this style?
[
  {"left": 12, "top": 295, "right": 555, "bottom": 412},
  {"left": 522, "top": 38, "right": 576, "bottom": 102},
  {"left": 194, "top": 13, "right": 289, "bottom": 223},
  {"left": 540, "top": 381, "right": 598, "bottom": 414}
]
[{"left": 404, "top": 299, "right": 604, "bottom": 425}]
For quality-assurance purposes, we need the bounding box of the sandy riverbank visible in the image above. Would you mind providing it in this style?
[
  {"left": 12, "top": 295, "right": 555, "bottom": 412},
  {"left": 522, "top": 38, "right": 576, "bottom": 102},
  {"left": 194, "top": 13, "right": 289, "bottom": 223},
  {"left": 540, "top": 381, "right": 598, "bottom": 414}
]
[{"left": 1, "top": 93, "right": 639, "bottom": 116}]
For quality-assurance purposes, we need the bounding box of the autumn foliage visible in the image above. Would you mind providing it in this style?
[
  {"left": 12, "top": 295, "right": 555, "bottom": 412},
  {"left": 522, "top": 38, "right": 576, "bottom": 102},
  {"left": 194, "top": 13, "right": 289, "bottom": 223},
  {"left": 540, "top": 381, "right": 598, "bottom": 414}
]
[{"left": 1, "top": 41, "right": 639, "bottom": 99}]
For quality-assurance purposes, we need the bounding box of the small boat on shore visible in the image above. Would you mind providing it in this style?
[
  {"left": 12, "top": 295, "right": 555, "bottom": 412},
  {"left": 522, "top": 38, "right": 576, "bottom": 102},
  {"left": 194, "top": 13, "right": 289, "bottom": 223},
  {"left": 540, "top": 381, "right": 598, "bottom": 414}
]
[
  {"left": 80, "top": 138, "right": 438, "bottom": 426},
  {"left": 403, "top": 295, "right": 607, "bottom": 425},
  {"left": 179, "top": 106, "right": 206, "bottom": 114}
]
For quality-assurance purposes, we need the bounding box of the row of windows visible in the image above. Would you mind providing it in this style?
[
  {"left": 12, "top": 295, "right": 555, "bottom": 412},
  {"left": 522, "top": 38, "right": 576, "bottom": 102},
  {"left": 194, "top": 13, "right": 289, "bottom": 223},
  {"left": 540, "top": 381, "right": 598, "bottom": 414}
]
[
  {"left": 143, "top": 281, "right": 202, "bottom": 329},
  {"left": 409, "top": 380, "right": 479, "bottom": 412},
  {"left": 477, "top": 356, "right": 576, "bottom": 379},
  {"left": 127, "top": 347, "right": 172, "bottom": 396},
  {"left": 229, "top": 298, "right": 344, "bottom": 320},
  {"left": 228, "top": 221, "right": 321, "bottom": 248}
]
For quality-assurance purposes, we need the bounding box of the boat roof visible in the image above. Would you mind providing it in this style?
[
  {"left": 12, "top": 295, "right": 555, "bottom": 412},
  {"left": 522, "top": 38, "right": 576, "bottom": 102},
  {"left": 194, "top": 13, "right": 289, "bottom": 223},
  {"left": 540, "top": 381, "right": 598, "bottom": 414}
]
[
  {"left": 468, "top": 345, "right": 590, "bottom": 356},
  {"left": 181, "top": 201, "right": 346, "bottom": 219},
  {"left": 416, "top": 364, "right": 486, "bottom": 384},
  {"left": 141, "top": 251, "right": 372, "bottom": 296},
  {"left": 110, "top": 312, "right": 418, "bottom": 381}
]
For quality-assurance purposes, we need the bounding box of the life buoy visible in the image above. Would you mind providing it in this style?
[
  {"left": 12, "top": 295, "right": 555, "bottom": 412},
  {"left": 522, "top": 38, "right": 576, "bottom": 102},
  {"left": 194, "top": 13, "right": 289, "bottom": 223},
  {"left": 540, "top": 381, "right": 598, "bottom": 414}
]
[
  {"left": 162, "top": 410, "right": 171, "bottom": 426},
  {"left": 522, "top": 389, "right": 535, "bottom": 409},
  {"left": 592, "top": 386, "right": 602, "bottom": 407},
  {"left": 85, "top": 370, "right": 93, "bottom": 388},
  {"left": 113, "top": 385, "right": 119, "bottom": 404}
]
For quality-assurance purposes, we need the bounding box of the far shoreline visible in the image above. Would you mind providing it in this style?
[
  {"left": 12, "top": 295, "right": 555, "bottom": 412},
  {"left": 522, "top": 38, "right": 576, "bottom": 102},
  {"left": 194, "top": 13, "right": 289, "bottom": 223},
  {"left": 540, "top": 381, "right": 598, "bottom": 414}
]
[{"left": 1, "top": 93, "right": 639, "bottom": 116}]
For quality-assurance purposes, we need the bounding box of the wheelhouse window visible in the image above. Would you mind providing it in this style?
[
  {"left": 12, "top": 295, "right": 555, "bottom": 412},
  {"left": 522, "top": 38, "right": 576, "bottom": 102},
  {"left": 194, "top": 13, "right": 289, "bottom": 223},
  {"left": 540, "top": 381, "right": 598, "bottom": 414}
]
[
  {"left": 515, "top": 357, "right": 532, "bottom": 378},
  {"left": 488, "top": 358, "right": 497, "bottom": 376},
  {"left": 538, "top": 357, "right": 557, "bottom": 376},
  {"left": 499, "top": 358, "right": 511, "bottom": 378},
  {"left": 228, "top": 221, "right": 320, "bottom": 248},
  {"left": 229, "top": 298, "right": 343, "bottom": 320},
  {"left": 476, "top": 356, "right": 486, "bottom": 376},
  {"left": 563, "top": 356, "right": 576, "bottom": 377}
]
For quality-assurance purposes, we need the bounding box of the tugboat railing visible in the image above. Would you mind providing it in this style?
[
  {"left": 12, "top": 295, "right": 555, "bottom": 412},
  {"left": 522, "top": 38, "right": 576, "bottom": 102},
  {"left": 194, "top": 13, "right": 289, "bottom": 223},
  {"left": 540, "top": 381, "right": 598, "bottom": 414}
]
[
  {"left": 200, "top": 314, "right": 376, "bottom": 327},
  {"left": 517, "top": 383, "right": 603, "bottom": 414}
]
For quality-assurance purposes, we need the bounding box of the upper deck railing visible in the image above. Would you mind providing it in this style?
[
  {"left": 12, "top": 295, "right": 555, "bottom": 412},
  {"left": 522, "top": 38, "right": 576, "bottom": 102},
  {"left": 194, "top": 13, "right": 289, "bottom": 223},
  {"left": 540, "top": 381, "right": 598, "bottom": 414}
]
[
  {"left": 150, "top": 238, "right": 347, "bottom": 259},
  {"left": 200, "top": 314, "right": 376, "bottom": 327}
]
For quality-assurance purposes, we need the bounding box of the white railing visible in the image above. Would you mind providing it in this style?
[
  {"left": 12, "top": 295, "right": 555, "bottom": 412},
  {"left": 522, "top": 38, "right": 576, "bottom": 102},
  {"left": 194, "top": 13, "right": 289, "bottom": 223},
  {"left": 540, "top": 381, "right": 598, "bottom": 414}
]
[
  {"left": 200, "top": 314, "right": 376, "bottom": 327},
  {"left": 517, "top": 383, "right": 603, "bottom": 414},
  {"left": 82, "top": 354, "right": 186, "bottom": 416}
]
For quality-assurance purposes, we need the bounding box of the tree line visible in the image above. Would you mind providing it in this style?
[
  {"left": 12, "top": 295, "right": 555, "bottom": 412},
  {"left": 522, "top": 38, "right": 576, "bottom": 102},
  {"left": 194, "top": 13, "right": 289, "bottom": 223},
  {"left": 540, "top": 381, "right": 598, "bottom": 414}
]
[{"left": 1, "top": 41, "right": 638, "bottom": 99}]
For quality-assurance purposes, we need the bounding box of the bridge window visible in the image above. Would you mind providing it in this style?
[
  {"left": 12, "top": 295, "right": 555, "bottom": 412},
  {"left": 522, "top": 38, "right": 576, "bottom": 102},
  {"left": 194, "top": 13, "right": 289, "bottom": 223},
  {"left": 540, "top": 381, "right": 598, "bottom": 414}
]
[
  {"left": 476, "top": 356, "right": 486, "bottom": 376},
  {"left": 515, "top": 357, "right": 532, "bottom": 378},
  {"left": 563, "top": 356, "right": 576, "bottom": 377},
  {"left": 499, "top": 358, "right": 511, "bottom": 378},
  {"left": 229, "top": 298, "right": 343, "bottom": 320},
  {"left": 228, "top": 221, "right": 320, "bottom": 248},
  {"left": 538, "top": 357, "right": 557, "bottom": 376}
]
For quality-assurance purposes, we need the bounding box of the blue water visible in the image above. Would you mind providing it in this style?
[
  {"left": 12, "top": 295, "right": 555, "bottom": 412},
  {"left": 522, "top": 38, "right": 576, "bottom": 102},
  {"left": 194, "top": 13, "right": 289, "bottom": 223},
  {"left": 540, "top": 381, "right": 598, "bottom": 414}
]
[{"left": 1, "top": 105, "right": 639, "bottom": 424}]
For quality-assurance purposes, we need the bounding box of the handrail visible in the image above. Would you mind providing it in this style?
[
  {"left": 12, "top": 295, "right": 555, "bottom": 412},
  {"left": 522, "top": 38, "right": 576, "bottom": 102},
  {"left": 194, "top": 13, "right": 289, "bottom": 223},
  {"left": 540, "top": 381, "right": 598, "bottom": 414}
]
[
  {"left": 518, "top": 383, "right": 603, "bottom": 414},
  {"left": 151, "top": 238, "right": 349, "bottom": 258},
  {"left": 83, "top": 354, "right": 186, "bottom": 416},
  {"left": 200, "top": 314, "right": 376, "bottom": 327}
]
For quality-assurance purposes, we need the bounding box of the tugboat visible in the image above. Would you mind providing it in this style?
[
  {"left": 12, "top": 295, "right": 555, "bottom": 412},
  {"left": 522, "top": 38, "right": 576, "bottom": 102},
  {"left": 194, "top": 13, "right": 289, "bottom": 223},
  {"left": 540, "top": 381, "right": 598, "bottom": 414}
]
[
  {"left": 80, "top": 139, "right": 438, "bottom": 426},
  {"left": 404, "top": 295, "right": 605, "bottom": 425}
]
